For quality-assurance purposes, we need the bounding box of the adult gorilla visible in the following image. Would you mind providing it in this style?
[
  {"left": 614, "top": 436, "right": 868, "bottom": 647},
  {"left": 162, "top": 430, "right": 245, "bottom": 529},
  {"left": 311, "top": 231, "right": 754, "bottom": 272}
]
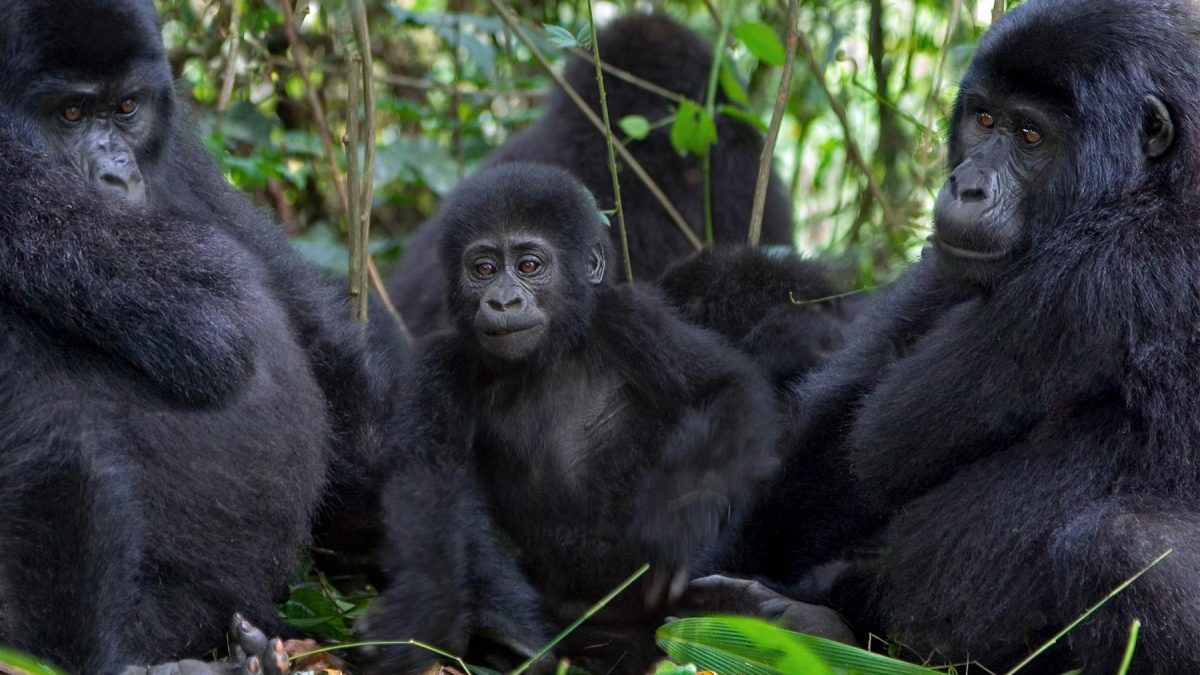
[
  {"left": 748, "top": 0, "right": 1200, "bottom": 671},
  {"left": 389, "top": 15, "right": 795, "bottom": 337},
  {"left": 0, "top": 2, "right": 396, "bottom": 672}
]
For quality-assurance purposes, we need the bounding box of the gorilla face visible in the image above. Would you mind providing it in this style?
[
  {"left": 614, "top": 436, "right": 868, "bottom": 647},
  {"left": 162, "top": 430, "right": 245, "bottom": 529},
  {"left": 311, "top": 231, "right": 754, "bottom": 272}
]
[
  {"left": 6, "top": 0, "right": 173, "bottom": 205},
  {"left": 462, "top": 234, "right": 555, "bottom": 361},
  {"left": 460, "top": 232, "right": 606, "bottom": 362}
]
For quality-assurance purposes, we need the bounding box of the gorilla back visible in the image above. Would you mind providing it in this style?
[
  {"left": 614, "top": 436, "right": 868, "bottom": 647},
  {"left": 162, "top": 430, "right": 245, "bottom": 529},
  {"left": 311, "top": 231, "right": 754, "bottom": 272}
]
[{"left": 0, "top": 2, "right": 332, "bottom": 671}]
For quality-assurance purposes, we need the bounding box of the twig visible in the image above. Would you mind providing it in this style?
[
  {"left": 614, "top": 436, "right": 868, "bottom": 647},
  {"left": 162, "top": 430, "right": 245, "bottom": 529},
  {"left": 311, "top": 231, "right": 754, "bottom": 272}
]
[
  {"left": 351, "top": 0, "right": 378, "bottom": 324},
  {"left": 749, "top": 0, "right": 798, "bottom": 245},
  {"left": 992, "top": 0, "right": 1006, "bottom": 22},
  {"left": 585, "top": 0, "right": 632, "bottom": 281},
  {"left": 277, "top": 0, "right": 409, "bottom": 336},
  {"left": 488, "top": 0, "right": 703, "bottom": 251},
  {"left": 216, "top": 0, "right": 243, "bottom": 116},
  {"left": 927, "top": 0, "right": 963, "bottom": 118},
  {"left": 344, "top": 45, "right": 366, "bottom": 321},
  {"left": 793, "top": 19, "right": 903, "bottom": 235},
  {"left": 566, "top": 47, "right": 684, "bottom": 103}
]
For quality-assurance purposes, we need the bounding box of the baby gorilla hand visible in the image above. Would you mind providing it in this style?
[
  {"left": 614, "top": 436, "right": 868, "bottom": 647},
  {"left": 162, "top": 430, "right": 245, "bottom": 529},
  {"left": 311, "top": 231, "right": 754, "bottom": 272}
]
[{"left": 633, "top": 485, "right": 726, "bottom": 608}]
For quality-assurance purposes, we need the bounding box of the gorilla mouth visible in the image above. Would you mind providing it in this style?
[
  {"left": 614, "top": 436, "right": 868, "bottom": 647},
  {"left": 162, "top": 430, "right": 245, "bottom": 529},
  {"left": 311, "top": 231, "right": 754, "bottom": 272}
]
[
  {"left": 483, "top": 325, "right": 536, "bottom": 337},
  {"left": 934, "top": 237, "right": 1009, "bottom": 263}
]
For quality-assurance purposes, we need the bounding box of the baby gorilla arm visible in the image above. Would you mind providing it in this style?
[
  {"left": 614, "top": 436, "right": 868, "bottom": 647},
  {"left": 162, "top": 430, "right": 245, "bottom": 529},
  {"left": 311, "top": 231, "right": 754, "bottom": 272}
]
[{"left": 598, "top": 285, "right": 779, "bottom": 604}]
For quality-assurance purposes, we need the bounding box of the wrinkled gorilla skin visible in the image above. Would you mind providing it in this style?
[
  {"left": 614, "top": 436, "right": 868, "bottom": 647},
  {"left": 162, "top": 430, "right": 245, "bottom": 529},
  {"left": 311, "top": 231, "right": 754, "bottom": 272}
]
[
  {"left": 389, "top": 14, "right": 795, "bottom": 337},
  {"left": 658, "top": 247, "right": 856, "bottom": 390},
  {"left": 364, "top": 164, "right": 777, "bottom": 674},
  {"left": 0, "top": 2, "right": 397, "bottom": 672},
  {"left": 777, "top": 1, "right": 1200, "bottom": 671}
]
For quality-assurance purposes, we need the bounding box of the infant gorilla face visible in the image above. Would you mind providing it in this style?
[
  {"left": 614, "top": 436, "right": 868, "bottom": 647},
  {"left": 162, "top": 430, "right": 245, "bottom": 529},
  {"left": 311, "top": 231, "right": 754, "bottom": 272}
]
[{"left": 462, "top": 233, "right": 554, "bottom": 361}]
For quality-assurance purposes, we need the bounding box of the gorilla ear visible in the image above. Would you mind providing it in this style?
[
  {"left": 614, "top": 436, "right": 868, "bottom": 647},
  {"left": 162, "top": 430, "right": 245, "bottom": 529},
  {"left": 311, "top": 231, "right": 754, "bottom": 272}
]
[
  {"left": 1142, "top": 95, "right": 1175, "bottom": 159},
  {"left": 586, "top": 244, "right": 606, "bottom": 285}
]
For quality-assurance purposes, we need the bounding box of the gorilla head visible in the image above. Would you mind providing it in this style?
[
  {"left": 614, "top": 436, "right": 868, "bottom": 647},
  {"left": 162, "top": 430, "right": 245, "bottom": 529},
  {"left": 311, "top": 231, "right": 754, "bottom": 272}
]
[
  {"left": 931, "top": 0, "right": 1197, "bottom": 287},
  {"left": 437, "top": 162, "right": 611, "bottom": 365},
  {"left": 1, "top": 0, "right": 173, "bottom": 203}
]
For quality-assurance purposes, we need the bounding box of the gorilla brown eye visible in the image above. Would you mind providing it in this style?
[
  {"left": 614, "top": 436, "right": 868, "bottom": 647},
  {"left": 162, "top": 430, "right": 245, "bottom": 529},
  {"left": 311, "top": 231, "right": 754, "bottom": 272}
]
[
  {"left": 1021, "top": 127, "right": 1043, "bottom": 145},
  {"left": 62, "top": 105, "right": 82, "bottom": 122},
  {"left": 475, "top": 262, "right": 497, "bottom": 276},
  {"left": 517, "top": 259, "right": 540, "bottom": 274},
  {"left": 977, "top": 111, "right": 995, "bottom": 128},
  {"left": 118, "top": 98, "right": 138, "bottom": 116}
]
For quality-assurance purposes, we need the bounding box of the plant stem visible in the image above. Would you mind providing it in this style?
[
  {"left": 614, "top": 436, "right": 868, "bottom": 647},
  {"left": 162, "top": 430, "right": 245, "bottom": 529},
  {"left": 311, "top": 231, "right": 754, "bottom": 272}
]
[
  {"left": 585, "top": 0, "right": 632, "bottom": 281},
  {"left": 748, "top": 0, "right": 799, "bottom": 246},
  {"left": 701, "top": 3, "right": 731, "bottom": 246}
]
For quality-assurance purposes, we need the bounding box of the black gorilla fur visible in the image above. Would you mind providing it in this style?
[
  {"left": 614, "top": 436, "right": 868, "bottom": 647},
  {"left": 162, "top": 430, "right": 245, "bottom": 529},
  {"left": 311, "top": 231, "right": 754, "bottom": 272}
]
[
  {"left": 364, "top": 163, "right": 777, "bottom": 674},
  {"left": 658, "top": 247, "right": 856, "bottom": 390},
  {"left": 762, "top": 0, "right": 1200, "bottom": 671},
  {"left": 0, "top": 1, "right": 399, "bottom": 671},
  {"left": 389, "top": 14, "right": 795, "bottom": 337}
]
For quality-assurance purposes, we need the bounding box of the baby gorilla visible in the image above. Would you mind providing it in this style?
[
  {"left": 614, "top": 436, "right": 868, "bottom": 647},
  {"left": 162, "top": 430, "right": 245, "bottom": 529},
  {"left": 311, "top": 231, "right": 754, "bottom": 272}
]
[{"left": 364, "top": 163, "right": 777, "bottom": 674}]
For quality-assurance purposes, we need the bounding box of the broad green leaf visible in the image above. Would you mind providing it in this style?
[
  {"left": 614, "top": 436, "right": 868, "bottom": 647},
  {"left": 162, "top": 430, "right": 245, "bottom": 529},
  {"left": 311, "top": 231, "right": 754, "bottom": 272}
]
[
  {"left": 0, "top": 648, "right": 68, "bottom": 675},
  {"left": 543, "top": 23, "right": 578, "bottom": 49},
  {"left": 734, "top": 21, "right": 786, "bottom": 66},
  {"left": 718, "top": 104, "right": 769, "bottom": 133},
  {"left": 657, "top": 617, "right": 831, "bottom": 675},
  {"left": 619, "top": 114, "right": 652, "bottom": 140},
  {"left": 670, "top": 100, "right": 717, "bottom": 157},
  {"left": 718, "top": 59, "right": 751, "bottom": 107},
  {"left": 659, "top": 616, "right": 940, "bottom": 675},
  {"left": 576, "top": 22, "right": 594, "bottom": 50}
]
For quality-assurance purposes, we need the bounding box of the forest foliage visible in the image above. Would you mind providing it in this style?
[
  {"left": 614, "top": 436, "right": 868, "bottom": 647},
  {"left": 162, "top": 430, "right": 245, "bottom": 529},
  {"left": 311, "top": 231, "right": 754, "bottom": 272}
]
[{"left": 156, "top": 0, "right": 1011, "bottom": 290}]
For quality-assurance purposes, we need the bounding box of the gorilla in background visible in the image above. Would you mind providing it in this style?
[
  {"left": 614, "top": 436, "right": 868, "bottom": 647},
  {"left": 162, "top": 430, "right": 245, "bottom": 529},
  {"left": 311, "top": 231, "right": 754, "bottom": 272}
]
[
  {"left": 658, "top": 247, "right": 858, "bottom": 391},
  {"left": 730, "top": 0, "right": 1200, "bottom": 671},
  {"left": 363, "top": 163, "right": 777, "bottom": 674},
  {"left": 0, "top": 1, "right": 400, "bottom": 672},
  {"left": 389, "top": 14, "right": 796, "bottom": 337}
]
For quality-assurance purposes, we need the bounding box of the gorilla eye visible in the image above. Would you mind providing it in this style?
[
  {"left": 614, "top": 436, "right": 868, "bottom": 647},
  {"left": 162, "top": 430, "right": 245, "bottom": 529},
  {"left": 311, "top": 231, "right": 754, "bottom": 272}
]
[
  {"left": 118, "top": 98, "right": 138, "bottom": 116},
  {"left": 475, "top": 262, "right": 497, "bottom": 277},
  {"left": 1020, "top": 127, "right": 1043, "bottom": 145},
  {"left": 517, "top": 259, "right": 541, "bottom": 275},
  {"left": 61, "top": 105, "right": 82, "bottom": 123},
  {"left": 976, "top": 111, "right": 995, "bottom": 129}
]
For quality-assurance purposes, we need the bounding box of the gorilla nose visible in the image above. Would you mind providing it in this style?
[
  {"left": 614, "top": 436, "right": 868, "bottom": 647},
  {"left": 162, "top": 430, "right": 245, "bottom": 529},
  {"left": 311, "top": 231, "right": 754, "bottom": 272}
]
[
  {"left": 485, "top": 292, "right": 523, "bottom": 311},
  {"left": 94, "top": 156, "right": 146, "bottom": 204},
  {"left": 949, "top": 167, "right": 995, "bottom": 202}
]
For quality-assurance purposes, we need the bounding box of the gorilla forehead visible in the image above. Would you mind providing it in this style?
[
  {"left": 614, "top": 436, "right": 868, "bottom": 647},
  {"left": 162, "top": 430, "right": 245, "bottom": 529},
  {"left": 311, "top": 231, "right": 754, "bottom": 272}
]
[
  {"left": 966, "top": 0, "right": 1200, "bottom": 105},
  {"left": 437, "top": 162, "right": 609, "bottom": 263},
  {"left": 8, "top": 0, "right": 164, "bottom": 80}
]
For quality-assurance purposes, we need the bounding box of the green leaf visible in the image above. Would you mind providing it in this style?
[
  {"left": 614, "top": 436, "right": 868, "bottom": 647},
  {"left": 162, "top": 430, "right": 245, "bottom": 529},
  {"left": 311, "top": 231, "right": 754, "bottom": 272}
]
[
  {"left": 576, "top": 22, "right": 594, "bottom": 50},
  {"left": 618, "top": 114, "right": 652, "bottom": 140},
  {"left": 0, "top": 647, "right": 68, "bottom": 675},
  {"left": 718, "top": 104, "right": 769, "bottom": 133},
  {"left": 657, "top": 617, "right": 831, "bottom": 675},
  {"left": 734, "top": 21, "right": 786, "bottom": 66},
  {"left": 653, "top": 663, "right": 699, "bottom": 675},
  {"left": 658, "top": 617, "right": 940, "bottom": 675},
  {"left": 543, "top": 23, "right": 578, "bottom": 49},
  {"left": 669, "top": 100, "right": 717, "bottom": 157},
  {"left": 718, "top": 59, "right": 750, "bottom": 107}
]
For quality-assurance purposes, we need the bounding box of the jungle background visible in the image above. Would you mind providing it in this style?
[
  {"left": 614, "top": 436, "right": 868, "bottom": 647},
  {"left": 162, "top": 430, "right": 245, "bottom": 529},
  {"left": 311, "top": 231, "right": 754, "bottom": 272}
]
[{"left": 155, "top": 0, "right": 1012, "bottom": 294}]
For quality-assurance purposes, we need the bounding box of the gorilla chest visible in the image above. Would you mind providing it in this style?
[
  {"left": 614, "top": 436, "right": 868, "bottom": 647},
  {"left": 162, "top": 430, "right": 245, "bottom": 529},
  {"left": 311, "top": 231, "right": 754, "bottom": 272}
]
[{"left": 475, "top": 362, "right": 635, "bottom": 489}]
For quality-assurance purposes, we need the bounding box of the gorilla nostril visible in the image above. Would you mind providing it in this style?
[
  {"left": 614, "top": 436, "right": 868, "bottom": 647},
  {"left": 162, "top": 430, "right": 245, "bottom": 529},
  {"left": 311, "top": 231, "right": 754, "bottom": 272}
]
[
  {"left": 504, "top": 297, "right": 523, "bottom": 309},
  {"left": 959, "top": 185, "right": 989, "bottom": 201}
]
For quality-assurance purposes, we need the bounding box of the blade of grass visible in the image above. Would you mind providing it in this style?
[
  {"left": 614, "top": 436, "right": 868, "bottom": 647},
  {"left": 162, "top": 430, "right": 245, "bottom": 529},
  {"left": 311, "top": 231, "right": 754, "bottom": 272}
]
[
  {"left": 1005, "top": 549, "right": 1171, "bottom": 674},
  {"left": 1116, "top": 619, "right": 1141, "bottom": 675},
  {"left": 512, "top": 563, "right": 650, "bottom": 674}
]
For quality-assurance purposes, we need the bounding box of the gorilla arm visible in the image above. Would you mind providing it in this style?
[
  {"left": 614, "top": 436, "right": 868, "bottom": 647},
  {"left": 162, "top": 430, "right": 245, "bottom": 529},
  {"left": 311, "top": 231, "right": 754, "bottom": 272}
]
[
  {"left": 595, "top": 284, "right": 779, "bottom": 600},
  {"left": 363, "top": 337, "right": 550, "bottom": 674},
  {"left": 0, "top": 112, "right": 255, "bottom": 407}
]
